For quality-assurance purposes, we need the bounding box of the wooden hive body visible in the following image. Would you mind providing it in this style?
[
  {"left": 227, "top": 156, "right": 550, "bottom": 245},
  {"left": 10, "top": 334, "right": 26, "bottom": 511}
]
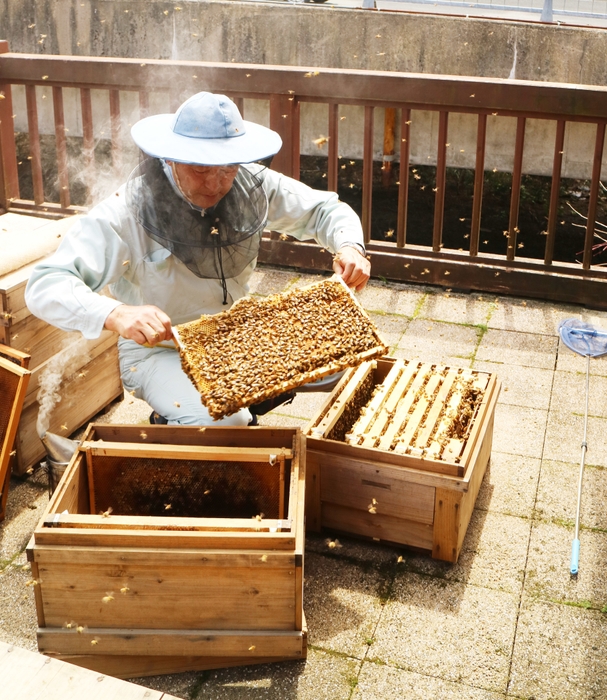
[
  {"left": 27, "top": 424, "right": 307, "bottom": 679},
  {"left": 0, "top": 215, "right": 122, "bottom": 475},
  {"left": 304, "top": 358, "right": 500, "bottom": 563}
]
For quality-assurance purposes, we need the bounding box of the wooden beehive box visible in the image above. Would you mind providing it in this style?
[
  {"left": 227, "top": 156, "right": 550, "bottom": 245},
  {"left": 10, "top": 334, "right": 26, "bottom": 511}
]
[
  {"left": 27, "top": 424, "right": 307, "bottom": 679},
  {"left": 0, "top": 215, "right": 122, "bottom": 475},
  {"left": 304, "top": 357, "right": 500, "bottom": 563}
]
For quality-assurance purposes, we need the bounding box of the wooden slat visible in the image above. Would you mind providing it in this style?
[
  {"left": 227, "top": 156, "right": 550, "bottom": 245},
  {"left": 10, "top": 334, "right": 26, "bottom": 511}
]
[
  {"left": 362, "top": 105, "right": 374, "bottom": 245},
  {"left": 470, "top": 113, "right": 486, "bottom": 257},
  {"left": 414, "top": 368, "right": 459, "bottom": 449},
  {"left": 109, "top": 88, "right": 121, "bottom": 177},
  {"left": 327, "top": 102, "right": 339, "bottom": 192},
  {"left": 396, "top": 107, "right": 411, "bottom": 248},
  {"left": 506, "top": 116, "right": 526, "bottom": 261},
  {"left": 311, "top": 361, "right": 376, "bottom": 438},
  {"left": 81, "top": 441, "right": 292, "bottom": 462},
  {"left": 432, "top": 111, "right": 449, "bottom": 252},
  {"left": 582, "top": 121, "right": 606, "bottom": 270},
  {"left": 544, "top": 119, "right": 566, "bottom": 265},
  {"left": 0, "top": 69, "right": 20, "bottom": 205},
  {"left": 457, "top": 373, "right": 498, "bottom": 469},
  {"left": 38, "top": 627, "right": 305, "bottom": 658},
  {"left": 25, "top": 85, "right": 44, "bottom": 205},
  {"left": 80, "top": 87, "right": 94, "bottom": 205},
  {"left": 382, "top": 107, "right": 396, "bottom": 187},
  {"left": 353, "top": 361, "right": 404, "bottom": 446},
  {"left": 379, "top": 363, "right": 433, "bottom": 452},
  {"left": 393, "top": 371, "right": 443, "bottom": 453},
  {"left": 431, "top": 488, "right": 463, "bottom": 562},
  {"left": 52, "top": 86, "right": 70, "bottom": 209},
  {"left": 375, "top": 361, "right": 421, "bottom": 451}
]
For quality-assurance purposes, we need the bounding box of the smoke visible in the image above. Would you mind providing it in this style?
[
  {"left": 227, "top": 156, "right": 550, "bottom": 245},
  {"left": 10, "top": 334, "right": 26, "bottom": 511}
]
[{"left": 36, "top": 336, "right": 92, "bottom": 438}]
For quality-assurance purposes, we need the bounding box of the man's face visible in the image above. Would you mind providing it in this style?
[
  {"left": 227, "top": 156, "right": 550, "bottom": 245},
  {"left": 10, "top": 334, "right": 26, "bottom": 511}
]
[{"left": 170, "top": 161, "right": 239, "bottom": 209}]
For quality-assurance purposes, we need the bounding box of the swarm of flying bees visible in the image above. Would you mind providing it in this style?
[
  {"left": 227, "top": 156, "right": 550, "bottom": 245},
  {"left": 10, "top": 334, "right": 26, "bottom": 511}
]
[{"left": 177, "top": 280, "right": 387, "bottom": 420}]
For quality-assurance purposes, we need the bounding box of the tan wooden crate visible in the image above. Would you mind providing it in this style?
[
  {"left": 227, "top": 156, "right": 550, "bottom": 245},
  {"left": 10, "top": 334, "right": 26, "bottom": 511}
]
[
  {"left": 1, "top": 253, "right": 122, "bottom": 475},
  {"left": 27, "top": 424, "right": 307, "bottom": 679},
  {"left": 304, "top": 357, "right": 501, "bottom": 563}
]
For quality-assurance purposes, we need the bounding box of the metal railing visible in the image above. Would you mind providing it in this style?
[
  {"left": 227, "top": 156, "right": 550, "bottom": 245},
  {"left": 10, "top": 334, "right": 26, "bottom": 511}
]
[{"left": 1, "top": 41, "right": 607, "bottom": 307}]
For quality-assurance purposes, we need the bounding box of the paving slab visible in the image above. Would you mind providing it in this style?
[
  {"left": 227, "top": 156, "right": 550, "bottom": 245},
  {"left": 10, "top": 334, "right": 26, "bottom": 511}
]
[
  {"left": 488, "top": 296, "right": 581, "bottom": 335},
  {"left": 393, "top": 318, "right": 479, "bottom": 367},
  {"left": 473, "top": 360, "right": 553, "bottom": 410},
  {"left": 303, "top": 552, "right": 386, "bottom": 660},
  {"left": 371, "top": 573, "right": 519, "bottom": 693},
  {"left": 548, "top": 369, "right": 607, "bottom": 417},
  {"left": 0, "top": 561, "right": 39, "bottom": 651},
  {"left": 355, "top": 281, "right": 427, "bottom": 317},
  {"left": 176, "top": 648, "right": 360, "bottom": 700},
  {"left": 524, "top": 520, "right": 607, "bottom": 608},
  {"left": 366, "top": 312, "right": 410, "bottom": 353},
  {"left": 417, "top": 290, "right": 495, "bottom": 327},
  {"left": 476, "top": 452, "right": 541, "bottom": 519},
  {"left": 353, "top": 661, "right": 506, "bottom": 700},
  {"left": 247, "top": 267, "right": 298, "bottom": 296},
  {"left": 0, "top": 476, "right": 48, "bottom": 562},
  {"left": 405, "top": 510, "right": 530, "bottom": 595},
  {"left": 543, "top": 410, "right": 607, "bottom": 467},
  {"left": 272, "top": 391, "right": 327, "bottom": 421},
  {"left": 556, "top": 337, "right": 607, "bottom": 376},
  {"left": 535, "top": 460, "right": 607, "bottom": 531},
  {"left": 491, "top": 403, "right": 548, "bottom": 459},
  {"left": 305, "top": 532, "right": 403, "bottom": 568},
  {"left": 509, "top": 595, "right": 607, "bottom": 700},
  {"left": 475, "top": 329, "right": 558, "bottom": 369}
]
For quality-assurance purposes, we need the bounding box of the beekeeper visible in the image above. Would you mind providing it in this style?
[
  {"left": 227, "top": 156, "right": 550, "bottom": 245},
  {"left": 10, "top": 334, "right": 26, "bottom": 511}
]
[{"left": 25, "top": 91, "right": 370, "bottom": 426}]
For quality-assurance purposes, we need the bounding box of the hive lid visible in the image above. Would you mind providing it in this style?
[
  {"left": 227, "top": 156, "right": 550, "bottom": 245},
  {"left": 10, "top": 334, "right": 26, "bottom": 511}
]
[{"left": 0, "top": 344, "right": 31, "bottom": 520}]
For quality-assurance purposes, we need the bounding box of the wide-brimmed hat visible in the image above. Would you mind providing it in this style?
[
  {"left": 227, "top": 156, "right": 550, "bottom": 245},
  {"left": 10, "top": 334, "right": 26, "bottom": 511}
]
[{"left": 131, "top": 92, "right": 282, "bottom": 165}]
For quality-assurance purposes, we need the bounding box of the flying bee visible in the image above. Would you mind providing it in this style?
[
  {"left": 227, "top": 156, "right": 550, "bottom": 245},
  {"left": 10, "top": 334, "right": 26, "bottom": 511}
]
[
  {"left": 102, "top": 592, "right": 114, "bottom": 604},
  {"left": 313, "top": 136, "right": 329, "bottom": 148},
  {"left": 325, "top": 538, "right": 342, "bottom": 549},
  {"left": 91, "top": 638, "right": 100, "bottom": 646},
  {"left": 100, "top": 507, "right": 113, "bottom": 518},
  {"left": 164, "top": 503, "right": 172, "bottom": 511},
  {"left": 140, "top": 431, "right": 147, "bottom": 440},
  {"left": 120, "top": 586, "right": 130, "bottom": 595}
]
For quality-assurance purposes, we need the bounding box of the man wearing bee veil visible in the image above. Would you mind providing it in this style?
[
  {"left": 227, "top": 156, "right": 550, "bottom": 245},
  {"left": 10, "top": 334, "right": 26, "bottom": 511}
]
[{"left": 26, "top": 91, "right": 370, "bottom": 426}]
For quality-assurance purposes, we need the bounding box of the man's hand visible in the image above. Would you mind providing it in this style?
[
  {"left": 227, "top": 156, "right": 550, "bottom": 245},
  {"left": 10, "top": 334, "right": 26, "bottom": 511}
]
[
  {"left": 333, "top": 246, "right": 370, "bottom": 292},
  {"left": 104, "top": 304, "right": 173, "bottom": 346}
]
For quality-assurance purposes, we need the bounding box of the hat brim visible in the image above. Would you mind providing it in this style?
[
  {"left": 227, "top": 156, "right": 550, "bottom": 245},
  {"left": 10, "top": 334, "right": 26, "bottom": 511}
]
[{"left": 131, "top": 113, "right": 283, "bottom": 165}]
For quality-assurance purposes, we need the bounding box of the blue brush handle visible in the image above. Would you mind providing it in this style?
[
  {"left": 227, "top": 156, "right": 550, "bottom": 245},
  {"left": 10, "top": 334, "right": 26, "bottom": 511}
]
[{"left": 570, "top": 539, "right": 580, "bottom": 575}]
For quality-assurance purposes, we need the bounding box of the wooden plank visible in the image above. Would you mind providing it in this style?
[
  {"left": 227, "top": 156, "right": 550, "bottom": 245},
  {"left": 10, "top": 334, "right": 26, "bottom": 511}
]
[
  {"left": 470, "top": 113, "right": 487, "bottom": 257},
  {"left": 81, "top": 441, "right": 292, "bottom": 463},
  {"left": 33, "top": 545, "right": 296, "bottom": 568},
  {"left": 304, "top": 449, "right": 321, "bottom": 533},
  {"left": 396, "top": 107, "right": 411, "bottom": 249},
  {"left": 322, "top": 502, "right": 433, "bottom": 551},
  {"left": 320, "top": 460, "right": 435, "bottom": 524},
  {"left": 38, "top": 627, "right": 306, "bottom": 658},
  {"left": 33, "top": 528, "right": 296, "bottom": 550},
  {"left": 91, "top": 424, "right": 300, "bottom": 449},
  {"left": 25, "top": 84, "right": 44, "bottom": 205},
  {"left": 544, "top": 119, "right": 566, "bottom": 266},
  {"left": 41, "top": 513, "right": 292, "bottom": 532},
  {"left": 0, "top": 641, "right": 173, "bottom": 700},
  {"left": 432, "top": 111, "right": 449, "bottom": 252},
  {"left": 362, "top": 105, "right": 374, "bottom": 245},
  {"left": 506, "top": 116, "right": 526, "bottom": 262},
  {"left": 455, "top": 373, "right": 497, "bottom": 470},
  {"left": 394, "top": 371, "right": 443, "bottom": 453},
  {"left": 37, "top": 563, "right": 297, "bottom": 630}
]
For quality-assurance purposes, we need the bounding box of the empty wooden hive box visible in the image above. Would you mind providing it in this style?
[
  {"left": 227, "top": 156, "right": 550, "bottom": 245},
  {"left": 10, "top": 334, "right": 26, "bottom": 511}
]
[
  {"left": 0, "top": 214, "right": 122, "bottom": 475},
  {"left": 304, "top": 357, "right": 500, "bottom": 563},
  {"left": 27, "top": 424, "right": 306, "bottom": 678}
]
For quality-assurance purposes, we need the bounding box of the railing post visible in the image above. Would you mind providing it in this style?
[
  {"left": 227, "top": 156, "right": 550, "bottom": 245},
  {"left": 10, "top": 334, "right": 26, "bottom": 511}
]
[
  {"left": 0, "top": 40, "right": 20, "bottom": 211},
  {"left": 269, "top": 94, "right": 300, "bottom": 180}
]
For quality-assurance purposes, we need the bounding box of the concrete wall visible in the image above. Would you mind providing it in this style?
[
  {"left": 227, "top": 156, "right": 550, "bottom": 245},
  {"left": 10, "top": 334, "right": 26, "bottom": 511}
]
[{"left": 2, "top": 0, "right": 606, "bottom": 179}]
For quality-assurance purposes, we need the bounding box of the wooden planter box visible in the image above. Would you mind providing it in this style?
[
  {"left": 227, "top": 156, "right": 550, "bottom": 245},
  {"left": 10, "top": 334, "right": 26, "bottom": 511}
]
[
  {"left": 304, "top": 358, "right": 500, "bottom": 563},
  {"left": 1, "top": 252, "right": 122, "bottom": 475},
  {"left": 27, "top": 424, "right": 307, "bottom": 679}
]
